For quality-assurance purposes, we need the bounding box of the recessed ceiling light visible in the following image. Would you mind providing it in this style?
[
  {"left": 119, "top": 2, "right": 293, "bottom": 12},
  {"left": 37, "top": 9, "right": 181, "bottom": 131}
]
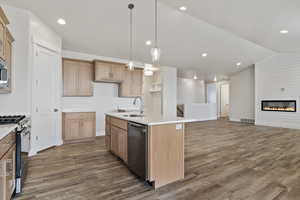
[
  {"left": 202, "top": 53, "right": 208, "bottom": 57},
  {"left": 57, "top": 18, "right": 66, "bottom": 25},
  {"left": 193, "top": 75, "right": 198, "bottom": 80},
  {"left": 236, "top": 62, "right": 242, "bottom": 67},
  {"left": 179, "top": 6, "right": 187, "bottom": 11},
  {"left": 145, "top": 40, "right": 152, "bottom": 46},
  {"left": 280, "top": 30, "right": 288, "bottom": 34}
]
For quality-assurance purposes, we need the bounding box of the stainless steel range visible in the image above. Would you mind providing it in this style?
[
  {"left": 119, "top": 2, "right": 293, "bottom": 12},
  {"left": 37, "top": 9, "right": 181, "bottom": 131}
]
[{"left": 0, "top": 115, "right": 31, "bottom": 195}]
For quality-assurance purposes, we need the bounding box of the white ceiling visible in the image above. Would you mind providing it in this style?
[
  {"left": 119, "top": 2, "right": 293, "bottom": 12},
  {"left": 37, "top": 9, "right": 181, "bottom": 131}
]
[
  {"left": 2, "top": 0, "right": 290, "bottom": 79},
  {"left": 161, "top": 0, "right": 300, "bottom": 53}
]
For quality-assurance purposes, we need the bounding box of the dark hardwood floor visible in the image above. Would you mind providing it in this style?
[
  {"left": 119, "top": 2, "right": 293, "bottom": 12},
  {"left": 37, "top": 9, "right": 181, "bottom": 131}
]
[{"left": 15, "top": 120, "right": 300, "bottom": 200}]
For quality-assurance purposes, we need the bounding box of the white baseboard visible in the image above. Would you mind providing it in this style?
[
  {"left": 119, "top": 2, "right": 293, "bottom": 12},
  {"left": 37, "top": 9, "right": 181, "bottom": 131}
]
[
  {"left": 229, "top": 118, "right": 241, "bottom": 122},
  {"left": 191, "top": 117, "right": 218, "bottom": 122}
]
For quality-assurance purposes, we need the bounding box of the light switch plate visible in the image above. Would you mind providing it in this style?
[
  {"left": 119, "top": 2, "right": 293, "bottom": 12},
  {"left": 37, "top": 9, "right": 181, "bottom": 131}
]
[{"left": 176, "top": 124, "right": 182, "bottom": 130}]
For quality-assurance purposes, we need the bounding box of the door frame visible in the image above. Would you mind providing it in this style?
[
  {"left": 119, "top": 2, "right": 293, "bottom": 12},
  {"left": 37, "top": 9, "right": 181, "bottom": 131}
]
[
  {"left": 219, "top": 83, "right": 229, "bottom": 118},
  {"left": 29, "top": 41, "right": 62, "bottom": 156}
]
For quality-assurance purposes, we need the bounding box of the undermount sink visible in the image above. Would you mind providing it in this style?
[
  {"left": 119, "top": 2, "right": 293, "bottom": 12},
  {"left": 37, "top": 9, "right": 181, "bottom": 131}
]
[{"left": 123, "top": 114, "right": 144, "bottom": 118}]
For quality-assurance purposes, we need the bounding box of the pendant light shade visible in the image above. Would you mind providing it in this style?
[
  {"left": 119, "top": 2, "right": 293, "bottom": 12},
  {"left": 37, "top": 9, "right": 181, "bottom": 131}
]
[
  {"left": 151, "top": 0, "right": 161, "bottom": 65},
  {"left": 127, "top": 3, "right": 135, "bottom": 71},
  {"left": 151, "top": 47, "right": 161, "bottom": 63}
]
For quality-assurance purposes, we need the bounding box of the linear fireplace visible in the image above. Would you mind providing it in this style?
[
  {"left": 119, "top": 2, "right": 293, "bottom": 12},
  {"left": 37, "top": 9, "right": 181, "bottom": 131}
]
[{"left": 261, "top": 100, "right": 297, "bottom": 112}]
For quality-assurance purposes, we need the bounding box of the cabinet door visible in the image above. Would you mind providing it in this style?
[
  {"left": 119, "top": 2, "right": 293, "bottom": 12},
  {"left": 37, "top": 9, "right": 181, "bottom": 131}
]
[
  {"left": 94, "top": 61, "right": 112, "bottom": 81},
  {"left": 6, "top": 144, "right": 15, "bottom": 200},
  {"left": 105, "top": 135, "right": 111, "bottom": 151},
  {"left": 119, "top": 69, "right": 132, "bottom": 97},
  {"left": 77, "top": 62, "right": 93, "bottom": 96},
  {"left": 111, "top": 63, "right": 125, "bottom": 82},
  {"left": 111, "top": 126, "right": 119, "bottom": 155},
  {"left": 0, "top": 144, "right": 16, "bottom": 200},
  {"left": 0, "top": 22, "right": 5, "bottom": 60},
  {"left": 119, "top": 129, "right": 128, "bottom": 162},
  {"left": 80, "top": 119, "right": 95, "bottom": 139},
  {"left": 131, "top": 69, "right": 143, "bottom": 97},
  {"left": 63, "top": 60, "right": 79, "bottom": 96},
  {"left": 64, "top": 119, "right": 81, "bottom": 141}
]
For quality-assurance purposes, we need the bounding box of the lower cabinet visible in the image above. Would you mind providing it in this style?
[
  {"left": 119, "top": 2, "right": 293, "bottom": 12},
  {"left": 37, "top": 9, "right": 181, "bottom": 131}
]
[
  {"left": 62, "top": 112, "right": 96, "bottom": 144},
  {"left": 108, "top": 117, "right": 128, "bottom": 163},
  {"left": 0, "top": 131, "right": 16, "bottom": 200}
]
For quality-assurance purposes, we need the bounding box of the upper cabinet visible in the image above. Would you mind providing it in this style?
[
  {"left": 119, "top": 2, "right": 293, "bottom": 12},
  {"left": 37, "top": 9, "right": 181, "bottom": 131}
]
[
  {"left": 94, "top": 60, "right": 125, "bottom": 83},
  {"left": 94, "top": 60, "right": 143, "bottom": 97},
  {"left": 0, "top": 8, "right": 9, "bottom": 60},
  {"left": 119, "top": 69, "right": 143, "bottom": 97},
  {"left": 62, "top": 58, "right": 143, "bottom": 97},
  {"left": 63, "top": 58, "right": 94, "bottom": 97},
  {"left": 0, "top": 7, "right": 14, "bottom": 94}
]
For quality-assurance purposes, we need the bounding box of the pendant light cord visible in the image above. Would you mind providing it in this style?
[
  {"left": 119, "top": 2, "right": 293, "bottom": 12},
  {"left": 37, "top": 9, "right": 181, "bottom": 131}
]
[
  {"left": 155, "top": 0, "right": 158, "bottom": 47},
  {"left": 130, "top": 6, "right": 133, "bottom": 61}
]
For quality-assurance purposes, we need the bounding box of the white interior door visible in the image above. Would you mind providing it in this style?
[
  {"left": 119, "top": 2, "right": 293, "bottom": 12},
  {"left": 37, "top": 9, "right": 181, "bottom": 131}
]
[
  {"left": 220, "top": 84, "right": 229, "bottom": 117},
  {"left": 32, "top": 45, "right": 61, "bottom": 152}
]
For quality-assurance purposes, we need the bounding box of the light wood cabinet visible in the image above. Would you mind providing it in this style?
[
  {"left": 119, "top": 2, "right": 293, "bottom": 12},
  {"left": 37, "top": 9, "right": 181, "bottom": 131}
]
[
  {"left": 105, "top": 116, "right": 111, "bottom": 151},
  {"left": 0, "top": 8, "right": 8, "bottom": 60},
  {"left": 119, "top": 69, "right": 143, "bottom": 97},
  {"left": 63, "top": 59, "right": 93, "bottom": 97},
  {"left": 0, "top": 21, "right": 5, "bottom": 60},
  {"left": 0, "top": 131, "right": 16, "bottom": 200},
  {"left": 93, "top": 60, "right": 143, "bottom": 97},
  {"left": 0, "top": 7, "right": 14, "bottom": 94},
  {"left": 62, "top": 112, "right": 96, "bottom": 144},
  {"left": 110, "top": 126, "right": 119, "bottom": 155},
  {"left": 108, "top": 116, "right": 128, "bottom": 162},
  {"left": 94, "top": 60, "right": 125, "bottom": 82}
]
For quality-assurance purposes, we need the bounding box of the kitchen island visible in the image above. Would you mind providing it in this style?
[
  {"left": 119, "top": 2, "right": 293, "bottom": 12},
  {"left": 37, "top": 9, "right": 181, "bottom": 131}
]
[{"left": 105, "top": 112, "right": 195, "bottom": 188}]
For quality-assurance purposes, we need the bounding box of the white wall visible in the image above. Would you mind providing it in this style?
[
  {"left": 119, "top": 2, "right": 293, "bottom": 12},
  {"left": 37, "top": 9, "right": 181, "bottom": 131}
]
[
  {"left": 0, "top": 6, "right": 31, "bottom": 115},
  {"left": 0, "top": 5, "right": 63, "bottom": 155},
  {"left": 255, "top": 53, "right": 300, "bottom": 129},
  {"left": 184, "top": 103, "right": 217, "bottom": 121},
  {"left": 229, "top": 66, "right": 255, "bottom": 121},
  {"left": 177, "top": 78, "right": 206, "bottom": 104},
  {"left": 62, "top": 50, "right": 136, "bottom": 136}
]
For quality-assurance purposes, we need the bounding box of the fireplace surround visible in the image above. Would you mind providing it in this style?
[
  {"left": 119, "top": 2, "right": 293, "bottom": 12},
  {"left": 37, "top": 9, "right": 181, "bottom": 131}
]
[{"left": 261, "top": 100, "right": 296, "bottom": 112}]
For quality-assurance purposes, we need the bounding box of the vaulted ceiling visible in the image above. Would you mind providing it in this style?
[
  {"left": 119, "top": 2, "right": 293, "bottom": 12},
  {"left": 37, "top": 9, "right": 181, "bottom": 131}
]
[{"left": 2, "top": 0, "right": 297, "bottom": 79}]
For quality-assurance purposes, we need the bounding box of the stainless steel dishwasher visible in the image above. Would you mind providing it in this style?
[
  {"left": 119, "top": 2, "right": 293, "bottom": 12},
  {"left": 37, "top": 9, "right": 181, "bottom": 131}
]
[{"left": 127, "top": 122, "right": 148, "bottom": 180}]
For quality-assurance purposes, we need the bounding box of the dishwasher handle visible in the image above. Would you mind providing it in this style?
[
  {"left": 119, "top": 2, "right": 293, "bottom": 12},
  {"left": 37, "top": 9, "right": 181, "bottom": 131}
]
[{"left": 128, "top": 122, "right": 145, "bottom": 128}]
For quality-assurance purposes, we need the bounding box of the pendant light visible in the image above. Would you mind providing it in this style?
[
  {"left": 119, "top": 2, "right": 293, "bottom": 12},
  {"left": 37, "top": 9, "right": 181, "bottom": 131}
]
[
  {"left": 127, "top": 3, "right": 135, "bottom": 70},
  {"left": 151, "top": 0, "right": 161, "bottom": 65}
]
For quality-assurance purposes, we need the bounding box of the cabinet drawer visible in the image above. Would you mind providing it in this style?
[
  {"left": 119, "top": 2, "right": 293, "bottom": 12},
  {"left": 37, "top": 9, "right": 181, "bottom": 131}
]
[
  {"left": 111, "top": 117, "right": 127, "bottom": 130},
  {"left": 0, "top": 131, "right": 16, "bottom": 159},
  {"left": 63, "top": 112, "right": 95, "bottom": 120}
]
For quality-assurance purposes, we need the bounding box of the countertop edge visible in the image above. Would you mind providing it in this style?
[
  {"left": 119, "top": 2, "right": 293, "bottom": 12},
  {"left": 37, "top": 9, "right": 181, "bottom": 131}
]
[
  {"left": 0, "top": 124, "right": 18, "bottom": 140},
  {"left": 105, "top": 113, "right": 196, "bottom": 126}
]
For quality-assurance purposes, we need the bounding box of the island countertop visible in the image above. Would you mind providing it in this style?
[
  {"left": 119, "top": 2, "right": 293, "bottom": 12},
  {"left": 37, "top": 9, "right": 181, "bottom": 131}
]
[
  {"left": 105, "top": 112, "right": 196, "bottom": 126},
  {"left": 0, "top": 124, "right": 17, "bottom": 140}
]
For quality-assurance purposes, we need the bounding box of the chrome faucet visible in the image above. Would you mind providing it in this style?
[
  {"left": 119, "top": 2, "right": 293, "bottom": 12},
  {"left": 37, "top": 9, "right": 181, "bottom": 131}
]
[{"left": 133, "top": 96, "right": 144, "bottom": 114}]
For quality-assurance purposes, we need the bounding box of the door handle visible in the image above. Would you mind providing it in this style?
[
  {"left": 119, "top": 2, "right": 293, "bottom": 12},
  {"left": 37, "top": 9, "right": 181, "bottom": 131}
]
[{"left": 53, "top": 108, "right": 59, "bottom": 112}]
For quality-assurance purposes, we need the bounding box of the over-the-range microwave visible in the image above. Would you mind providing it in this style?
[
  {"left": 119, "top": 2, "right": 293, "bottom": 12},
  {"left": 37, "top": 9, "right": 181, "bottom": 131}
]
[{"left": 0, "top": 58, "right": 8, "bottom": 88}]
